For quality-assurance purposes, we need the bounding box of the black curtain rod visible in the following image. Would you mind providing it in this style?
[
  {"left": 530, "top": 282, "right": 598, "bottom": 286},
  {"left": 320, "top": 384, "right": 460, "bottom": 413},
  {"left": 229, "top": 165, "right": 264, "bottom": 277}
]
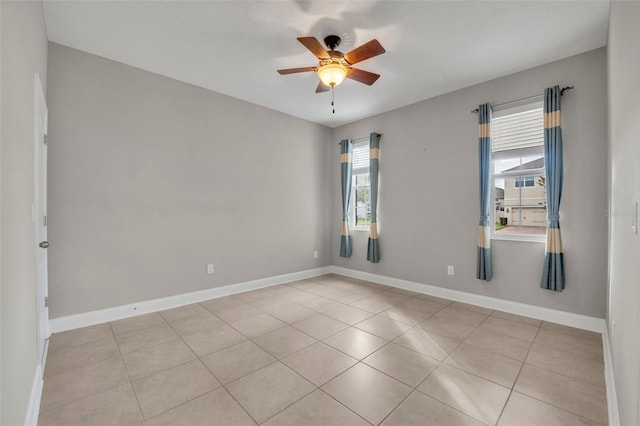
[
  {"left": 337, "top": 134, "right": 383, "bottom": 145},
  {"left": 470, "top": 86, "right": 574, "bottom": 114}
]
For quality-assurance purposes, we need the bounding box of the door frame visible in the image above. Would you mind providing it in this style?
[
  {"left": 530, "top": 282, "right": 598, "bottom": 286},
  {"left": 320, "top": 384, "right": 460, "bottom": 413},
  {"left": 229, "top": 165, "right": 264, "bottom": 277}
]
[{"left": 34, "top": 73, "right": 50, "bottom": 367}]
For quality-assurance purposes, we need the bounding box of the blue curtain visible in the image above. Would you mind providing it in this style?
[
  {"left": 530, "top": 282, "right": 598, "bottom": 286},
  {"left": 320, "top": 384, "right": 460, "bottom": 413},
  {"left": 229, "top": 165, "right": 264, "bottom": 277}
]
[
  {"left": 477, "top": 103, "right": 492, "bottom": 281},
  {"left": 340, "top": 139, "right": 353, "bottom": 257},
  {"left": 541, "top": 86, "right": 565, "bottom": 291},
  {"left": 367, "top": 133, "right": 381, "bottom": 263}
]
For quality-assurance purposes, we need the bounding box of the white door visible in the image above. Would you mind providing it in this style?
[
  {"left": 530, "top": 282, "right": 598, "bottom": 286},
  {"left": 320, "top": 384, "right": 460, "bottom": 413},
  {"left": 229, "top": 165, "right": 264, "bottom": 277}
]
[{"left": 34, "top": 74, "right": 49, "bottom": 367}]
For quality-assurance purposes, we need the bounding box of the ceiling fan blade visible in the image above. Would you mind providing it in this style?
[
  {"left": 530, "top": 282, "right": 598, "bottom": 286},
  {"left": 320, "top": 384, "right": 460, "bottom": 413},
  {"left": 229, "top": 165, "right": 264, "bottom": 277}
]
[
  {"left": 277, "top": 67, "right": 316, "bottom": 75},
  {"left": 344, "top": 39, "right": 386, "bottom": 65},
  {"left": 315, "top": 82, "right": 330, "bottom": 93},
  {"left": 297, "top": 37, "right": 330, "bottom": 59},
  {"left": 347, "top": 68, "right": 380, "bottom": 85}
]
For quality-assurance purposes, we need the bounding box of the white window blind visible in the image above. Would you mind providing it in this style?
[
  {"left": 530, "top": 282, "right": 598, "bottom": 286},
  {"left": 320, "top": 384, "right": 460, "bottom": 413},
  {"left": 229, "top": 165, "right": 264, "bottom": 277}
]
[
  {"left": 492, "top": 106, "right": 544, "bottom": 152},
  {"left": 352, "top": 142, "right": 369, "bottom": 173}
]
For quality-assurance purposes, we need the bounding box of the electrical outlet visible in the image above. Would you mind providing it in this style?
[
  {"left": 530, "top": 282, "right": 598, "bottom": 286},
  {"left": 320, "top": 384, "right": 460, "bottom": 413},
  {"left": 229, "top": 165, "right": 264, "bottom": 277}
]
[
  {"left": 313, "top": 250, "right": 318, "bottom": 259},
  {"left": 207, "top": 264, "right": 214, "bottom": 274},
  {"left": 447, "top": 265, "right": 454, "bottom": 276}
]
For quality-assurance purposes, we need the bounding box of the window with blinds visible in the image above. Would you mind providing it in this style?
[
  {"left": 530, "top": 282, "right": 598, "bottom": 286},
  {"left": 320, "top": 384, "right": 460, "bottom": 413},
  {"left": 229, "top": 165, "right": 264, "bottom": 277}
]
[
  {"left": 351, "top": 141, "right": 371, "bottom": 229},
  {"left": 492, "top": 105, "right": 544, "bottom": 152},
  {"left": 352, "top": 142, "right": 370, "bottom": 173},
  {"left": 491, "top": 101, "right": 547, "bottom": 241}
]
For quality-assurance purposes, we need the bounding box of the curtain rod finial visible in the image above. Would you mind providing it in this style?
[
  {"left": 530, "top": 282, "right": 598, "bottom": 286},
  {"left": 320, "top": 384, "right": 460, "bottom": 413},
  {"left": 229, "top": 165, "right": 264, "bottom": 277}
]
[{"left": 560, "top": 86, "right": 574, "bottom": 96}]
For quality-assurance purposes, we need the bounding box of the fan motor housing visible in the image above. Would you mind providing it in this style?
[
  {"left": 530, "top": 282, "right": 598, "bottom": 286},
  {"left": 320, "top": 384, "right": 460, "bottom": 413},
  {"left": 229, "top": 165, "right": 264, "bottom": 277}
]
[{"left": 324, "top": 35, "right": 342, "bottom": 50}]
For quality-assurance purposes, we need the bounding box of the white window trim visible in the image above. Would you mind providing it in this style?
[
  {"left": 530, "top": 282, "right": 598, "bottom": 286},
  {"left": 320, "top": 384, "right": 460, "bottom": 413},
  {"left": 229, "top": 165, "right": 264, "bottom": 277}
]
[
  {"left": 350, "top": 140, "right": 371, "bottom": 231},
  {"left": 491, "top": 101, "right": 546, "bottom": 243},
  {"left": 350, "top": 171, "right": 370, "bottom": 232}
]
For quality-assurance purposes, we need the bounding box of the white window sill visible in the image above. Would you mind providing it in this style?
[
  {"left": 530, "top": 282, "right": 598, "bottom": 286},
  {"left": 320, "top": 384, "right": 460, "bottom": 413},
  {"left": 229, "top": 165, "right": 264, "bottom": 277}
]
[
  {"left": 491, "top": 234, "right": 545, "bottom": 243},
  {"left": 351, "top": 227, "right": 370, "bottom": 232}
]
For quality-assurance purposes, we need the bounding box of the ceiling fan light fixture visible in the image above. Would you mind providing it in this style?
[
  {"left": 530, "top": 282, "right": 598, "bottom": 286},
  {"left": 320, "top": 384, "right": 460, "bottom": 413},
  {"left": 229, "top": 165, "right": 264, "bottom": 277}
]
[{"left": 317, "top": 63, "right": 348, "bottom": 87}]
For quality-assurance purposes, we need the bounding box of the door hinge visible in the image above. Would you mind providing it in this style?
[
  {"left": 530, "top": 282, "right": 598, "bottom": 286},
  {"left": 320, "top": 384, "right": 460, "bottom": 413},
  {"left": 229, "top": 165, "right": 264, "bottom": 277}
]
[
  {"left": 43, "top": 134, "right": 47, "bottom": 145},
  {"left": 44, "top": 297, "right": 49, "bottom": 308},
  {"left": 43, "top": 215, "right": 47, "bottom": 226}
]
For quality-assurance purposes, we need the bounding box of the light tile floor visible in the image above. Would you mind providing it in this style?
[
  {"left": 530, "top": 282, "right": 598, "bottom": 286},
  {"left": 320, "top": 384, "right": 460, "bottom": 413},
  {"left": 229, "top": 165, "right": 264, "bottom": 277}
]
[{"left": 39, "top": 274, "right": 608, "bottom": 425}]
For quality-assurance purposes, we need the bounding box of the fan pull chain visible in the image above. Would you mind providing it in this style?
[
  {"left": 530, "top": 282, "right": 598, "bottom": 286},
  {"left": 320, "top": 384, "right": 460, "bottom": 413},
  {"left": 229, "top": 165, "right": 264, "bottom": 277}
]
[{"left": 331, "top": 86, "right": 335, "bottom": 114}]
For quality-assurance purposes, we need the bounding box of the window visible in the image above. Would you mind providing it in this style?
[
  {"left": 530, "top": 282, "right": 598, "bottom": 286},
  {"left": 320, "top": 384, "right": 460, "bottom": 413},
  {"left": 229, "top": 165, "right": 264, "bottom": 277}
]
[
  {"left": 492, "top": 101, "right": 547, "bottom": 241},
  {"left": 514, "top": 176, "right": 535, "bottom": 188},
  {"left": 351, "top": 141, "right": 371, "bottom": 229}
]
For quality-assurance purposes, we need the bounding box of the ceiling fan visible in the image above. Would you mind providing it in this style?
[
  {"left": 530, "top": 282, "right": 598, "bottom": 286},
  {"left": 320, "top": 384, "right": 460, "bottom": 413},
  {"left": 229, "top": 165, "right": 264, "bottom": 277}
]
[{"left": 277, "top": 35, "right": 386, "bottom": 93}]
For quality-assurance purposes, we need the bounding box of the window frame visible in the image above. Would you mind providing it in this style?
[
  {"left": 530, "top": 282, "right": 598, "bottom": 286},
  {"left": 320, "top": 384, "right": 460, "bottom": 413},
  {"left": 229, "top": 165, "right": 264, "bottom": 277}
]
[
  {"left": 350, "top": 140, "right": 371, "bottom": 231},
  {"left": 490, "top": 101, "right": 547, "bottom": 243}
]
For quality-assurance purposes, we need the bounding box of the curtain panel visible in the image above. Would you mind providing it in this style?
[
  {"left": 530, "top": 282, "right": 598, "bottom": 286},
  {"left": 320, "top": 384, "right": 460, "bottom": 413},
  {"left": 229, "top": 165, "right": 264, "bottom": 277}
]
[
  {"left": 367, "top": 133, "right": 382, "bottom": 263},
  {"left": 541, "top": 86, "right": 566, "bottom": 291},
  {"left": 477, "top": 103, "right": 493, "bottom": 281},
  {"left": 340, "top": 139, "right": 353, "bottom": 258}
]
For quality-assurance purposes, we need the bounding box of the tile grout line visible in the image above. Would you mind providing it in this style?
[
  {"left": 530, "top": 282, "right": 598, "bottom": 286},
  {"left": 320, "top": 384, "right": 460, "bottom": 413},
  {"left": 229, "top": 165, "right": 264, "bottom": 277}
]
[
  {"left": 142, "top": 310, "right": 254, "bottom": 423},
  {"left": 38, "top": 335, "right": 119, "bottom": 380},
  {"left": 214, "top": 375, "right": 266, "bottom": 424},
  {"left": 112, "top": 317, "right": 168, "bottom": 338},
  {"left": 141, "top": 388, "right": 231, "bottom": 425},
  {"left": 227, "top": 299, "right": 327, "bottom": 424},
  {"left": 108, "top": 321, "right": 147, "bottom": 423},
  {"left": 114, "top": 319, "right": 185, "bottom": 357},
  {"left": 160, "top": 312, "right": 268, "bottom": 424},
  {"left": 308, "top": 328, "right": 438, "bottom": 426},
  {"left": 199, "top": 340, "right": 279, "bottom": 385},
  {"left": 403, "top": 311, "right": 528, "bottom": 426},
  {"left": 460, "top": 318, "right": 542, "bottom": 363},
  {"left": 504, "top": 330, "right": 609, "bottom": 424},
  {"left": 37, "top": 358, "right": 135, "bottom": 417},
  {"left": 422, "top": 312, "right": 520, "bottom": 391},
  {"left": 493, "top": 321, "right": 541, "bottom": 426},
  {"left": 377, "top": 336, "right": 486, "bottom": 426},
  {"left": 188, "top": 295, "right": 325, "bottom": 425},
  {"left": 369, "top": 342, "right": 443, "bottom": 426},
  {"left": 39, "top": 324, "right": 147, "bottom": 416},
  {"left": 249, "top": 367, "right": 317, "bottom": 425},
  {"left": 254, "top": 322, "right": 407, "bottom": 425},
  {"left": 520, "top": 325, "right": 607, "bottom": 383},
  {"left": 314, "top": 388, "right": 375, "bottom": 426},
  {"left": 293, "top": 359, "right": 368, "bottom": 424}
]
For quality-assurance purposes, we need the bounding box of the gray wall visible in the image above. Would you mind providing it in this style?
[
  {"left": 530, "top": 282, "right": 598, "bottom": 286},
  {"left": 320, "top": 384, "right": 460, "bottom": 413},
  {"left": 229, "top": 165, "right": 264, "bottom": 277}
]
[
  {"left": 332, "top": 48, "right": 608, "bottom": 318},
  {"left": 47, "top": 43, "right": 332, "bottom": 318},
  {"left": 607, "top": 2, "right": 640, "bottom": 425},
  {"left": 0, "top": 1, "right": 49, "bottom": 424}
]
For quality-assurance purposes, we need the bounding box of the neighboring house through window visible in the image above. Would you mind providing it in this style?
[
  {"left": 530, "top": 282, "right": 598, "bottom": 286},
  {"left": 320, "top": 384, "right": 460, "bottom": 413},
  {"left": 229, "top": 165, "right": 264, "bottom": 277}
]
[
  {"left": 351, "top": 141, "right": 371, "bottom": 229},
  {"left": 492, "top": 101, "right": 547, "bottom": 241}
]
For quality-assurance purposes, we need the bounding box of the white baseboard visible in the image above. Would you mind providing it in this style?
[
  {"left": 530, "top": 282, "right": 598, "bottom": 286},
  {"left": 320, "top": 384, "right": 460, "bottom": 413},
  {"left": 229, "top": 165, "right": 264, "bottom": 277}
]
[
  {"left": 23, "top": 364, "right": 44, "bottom": 426},
  {"left": 330, "top": 266, "right": 606, "bottom": 333},
  {"left": 602, "top": 325, "right": 621, "bottom": 426},
  {"left": 51, "top": 264, "right": 605, "bottom": 334},
  {"left": 50, "top": 267, "right": 331, "bottom": 333}
]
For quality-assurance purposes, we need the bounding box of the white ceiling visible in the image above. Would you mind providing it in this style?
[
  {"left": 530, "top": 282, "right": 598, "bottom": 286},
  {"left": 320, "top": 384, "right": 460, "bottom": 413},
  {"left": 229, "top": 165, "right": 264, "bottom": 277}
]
[{"left": 42, "top": 1, "right": 609, "bottom": 128}]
